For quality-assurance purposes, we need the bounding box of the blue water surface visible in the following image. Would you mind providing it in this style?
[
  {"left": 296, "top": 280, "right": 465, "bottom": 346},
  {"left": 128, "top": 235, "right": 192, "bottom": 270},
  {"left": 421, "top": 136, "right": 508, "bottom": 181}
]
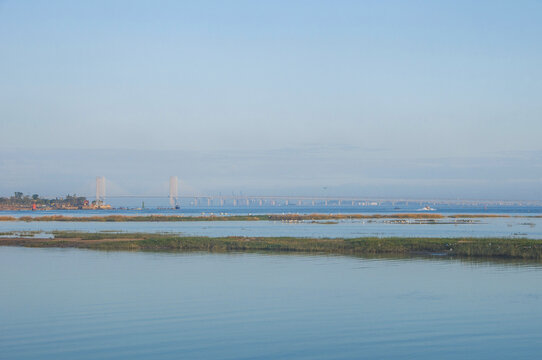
[
  {"left": 1, "top": 217, "right": 542, "bottom": 239},
  {"left": 2, "top": 204, "right": 542, "bottom": 218},
  {"left": 1, "top": 247, "right": 541, "bottom": 359}
]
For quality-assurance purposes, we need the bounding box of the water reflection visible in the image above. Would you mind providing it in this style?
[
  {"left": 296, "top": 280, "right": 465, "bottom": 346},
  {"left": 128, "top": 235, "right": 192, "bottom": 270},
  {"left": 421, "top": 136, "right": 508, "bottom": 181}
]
[{"left": 1, "top": 247, "right": 541, "bottom": 360}]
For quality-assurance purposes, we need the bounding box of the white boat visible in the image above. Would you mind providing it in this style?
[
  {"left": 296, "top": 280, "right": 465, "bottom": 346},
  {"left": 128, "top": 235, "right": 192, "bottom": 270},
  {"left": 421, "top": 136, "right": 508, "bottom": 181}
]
[{"left": 418, "top": 205, "right": 436, "bottom": 211}]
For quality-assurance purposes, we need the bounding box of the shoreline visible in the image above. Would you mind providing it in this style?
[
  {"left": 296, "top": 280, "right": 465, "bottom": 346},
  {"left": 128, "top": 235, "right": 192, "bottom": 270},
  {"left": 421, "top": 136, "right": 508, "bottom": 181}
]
[
  {"left": 1, "top": 213, "right": 541, "bottom": 222},
  {"left": 1, "top": 232, "right": 541, "bottom": 260}
]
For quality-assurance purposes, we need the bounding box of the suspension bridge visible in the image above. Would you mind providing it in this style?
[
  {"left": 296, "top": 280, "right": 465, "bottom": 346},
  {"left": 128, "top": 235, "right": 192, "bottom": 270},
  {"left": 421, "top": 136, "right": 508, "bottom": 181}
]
[{"left": 90, "top": 177, "right": 539, "bottom": 208}]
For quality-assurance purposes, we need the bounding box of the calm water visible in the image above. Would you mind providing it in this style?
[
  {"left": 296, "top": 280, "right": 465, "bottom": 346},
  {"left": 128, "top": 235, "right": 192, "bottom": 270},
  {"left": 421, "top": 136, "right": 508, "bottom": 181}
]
[
  {"left": 2, "top": 205, "right": 541, "bottom": 239},
  {"left": 1, "top": 247, "right": 541, "bottom": 359},
  {"left": 3, "top": 204, "right": 542, "bottom": 218},
  {"left": 2, "top": 217, "right": 542, "bottom": 239}
]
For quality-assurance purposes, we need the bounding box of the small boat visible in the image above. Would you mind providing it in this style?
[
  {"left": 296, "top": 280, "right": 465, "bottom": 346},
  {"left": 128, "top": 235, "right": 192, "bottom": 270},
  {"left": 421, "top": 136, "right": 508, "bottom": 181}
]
[{"left": 419, "top": 206, "right": 436, "bottom": 211}]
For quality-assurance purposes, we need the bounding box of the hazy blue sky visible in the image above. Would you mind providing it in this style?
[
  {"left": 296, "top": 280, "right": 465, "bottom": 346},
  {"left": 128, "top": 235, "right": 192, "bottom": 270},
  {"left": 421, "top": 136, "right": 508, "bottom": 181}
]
[{"left": 1, "top": 0, "right": 541, "bottom": 199}]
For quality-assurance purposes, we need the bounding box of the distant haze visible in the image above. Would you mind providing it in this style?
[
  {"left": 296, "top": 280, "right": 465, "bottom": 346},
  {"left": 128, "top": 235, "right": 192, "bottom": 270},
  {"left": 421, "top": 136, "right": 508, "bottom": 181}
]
[
  {"left": 1, "top": 1, "right": 541, "bottom": 200},
  {"left": 2, "top": 147, "right": 541, "bottom": 201}
]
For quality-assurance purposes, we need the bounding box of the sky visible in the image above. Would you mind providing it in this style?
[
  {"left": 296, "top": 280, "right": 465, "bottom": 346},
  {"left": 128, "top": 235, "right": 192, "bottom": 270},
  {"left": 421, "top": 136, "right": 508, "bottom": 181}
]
[{"left": 1, "top": 0, "right": 541, "bottom": 200}]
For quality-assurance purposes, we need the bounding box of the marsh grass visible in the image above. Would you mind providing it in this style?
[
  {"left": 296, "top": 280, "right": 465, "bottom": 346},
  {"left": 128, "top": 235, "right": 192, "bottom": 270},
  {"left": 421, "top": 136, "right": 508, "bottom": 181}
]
[
  {"left": 2, "top": 213, "right": 540, "bottom": 222},
  {"left": 10, "top": 213, "right": 447, "bottom": 222},
  {"left": 2, "top": 231, "right": 541, "bottom": 260}
]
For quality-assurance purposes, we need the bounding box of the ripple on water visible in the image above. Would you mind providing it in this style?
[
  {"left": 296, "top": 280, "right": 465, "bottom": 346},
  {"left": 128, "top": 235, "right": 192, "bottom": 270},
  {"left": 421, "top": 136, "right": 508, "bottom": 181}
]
[{"left": 1, "top": 247, "right": 542, "bottom": 359}]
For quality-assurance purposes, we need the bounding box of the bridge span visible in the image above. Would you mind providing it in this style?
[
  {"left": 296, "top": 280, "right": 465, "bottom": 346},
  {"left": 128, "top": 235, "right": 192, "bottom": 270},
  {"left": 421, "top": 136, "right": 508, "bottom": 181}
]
[
  {"left": 85, "top": 194, "right": 539, "bottom": 207},
  {"left": 80, "top": 177, "right": 540, "bottom": 208}
]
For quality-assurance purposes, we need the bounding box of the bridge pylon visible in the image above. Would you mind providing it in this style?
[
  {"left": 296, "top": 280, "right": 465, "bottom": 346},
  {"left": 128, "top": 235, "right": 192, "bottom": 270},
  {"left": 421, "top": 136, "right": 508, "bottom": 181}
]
[{"left": 169, "top": 176, "right": 179, "bottom": 208}]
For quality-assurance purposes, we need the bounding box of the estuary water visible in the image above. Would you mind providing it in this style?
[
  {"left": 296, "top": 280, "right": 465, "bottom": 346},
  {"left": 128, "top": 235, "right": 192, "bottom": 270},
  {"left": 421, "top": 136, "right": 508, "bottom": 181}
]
[
  {"left": 1, "top": 247, "right": 541, "bottom": 359},
  {"left": 3, "top": 204, "right": 542, "bottom": 218},
  {"left": 2, "top": 205, "right": 541, "bottom": 239},
  {"left": 2, "top": 217, "right": 542, "bottom": 239}
]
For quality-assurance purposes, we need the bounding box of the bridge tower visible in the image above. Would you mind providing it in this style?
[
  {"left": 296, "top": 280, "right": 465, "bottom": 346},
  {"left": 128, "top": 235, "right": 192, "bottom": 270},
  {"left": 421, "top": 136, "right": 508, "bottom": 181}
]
[
  {"left": 169, "top": 176, "right": 179, "bottom": 208},
  {"left": 95, "top": 176, "right": 106, "bottom": 206}
]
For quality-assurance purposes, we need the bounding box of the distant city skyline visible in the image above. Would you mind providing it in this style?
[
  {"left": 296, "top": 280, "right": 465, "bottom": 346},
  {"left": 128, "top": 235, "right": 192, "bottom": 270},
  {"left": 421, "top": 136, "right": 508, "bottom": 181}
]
[{"left": 1, "top": 1, "right": 541, "bottom": 200}]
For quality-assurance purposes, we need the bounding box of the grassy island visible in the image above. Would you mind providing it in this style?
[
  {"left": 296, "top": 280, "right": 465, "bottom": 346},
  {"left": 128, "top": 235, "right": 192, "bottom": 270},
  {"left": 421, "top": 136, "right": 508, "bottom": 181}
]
[
  {"left": 1, "top": 213, "right": 538, "bottom": 222},
  {"left": 1, "top": 232, "right": 541, "bottom": 260}
]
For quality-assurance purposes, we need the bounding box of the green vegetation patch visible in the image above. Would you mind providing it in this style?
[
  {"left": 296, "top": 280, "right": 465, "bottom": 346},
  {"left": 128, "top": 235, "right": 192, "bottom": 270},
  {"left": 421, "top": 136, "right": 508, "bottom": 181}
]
[
  {"left": 3, "top": 231, "right": 542, "bottom": 260},
  {"left": 8, "top": 213, "right": 448, "bottom": 222}
]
